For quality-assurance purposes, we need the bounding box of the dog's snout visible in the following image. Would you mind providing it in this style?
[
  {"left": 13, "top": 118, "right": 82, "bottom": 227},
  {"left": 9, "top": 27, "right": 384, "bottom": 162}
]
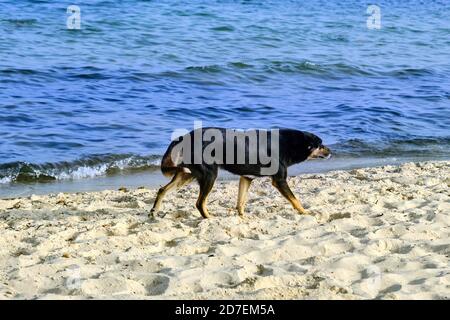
[
  {"left": 307, "top": 145, "right": 331, "bottom": 159},
  {"left": 317, "top": 145, "right": 331, "bottom": 159}
]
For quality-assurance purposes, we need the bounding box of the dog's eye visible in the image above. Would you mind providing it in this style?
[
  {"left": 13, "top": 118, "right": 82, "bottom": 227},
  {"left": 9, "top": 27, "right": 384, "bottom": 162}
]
[{"left": 308, "top": 146, "right": 312, "bottom": 150}]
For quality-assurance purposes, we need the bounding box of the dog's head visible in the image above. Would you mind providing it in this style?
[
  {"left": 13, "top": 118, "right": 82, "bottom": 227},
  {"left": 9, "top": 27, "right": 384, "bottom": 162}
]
[{"left": 304, "top": 132, "right": 331, "bottom": 160}]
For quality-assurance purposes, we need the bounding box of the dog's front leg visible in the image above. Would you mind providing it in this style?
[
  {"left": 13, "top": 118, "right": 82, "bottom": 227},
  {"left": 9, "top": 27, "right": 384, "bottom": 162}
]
[{"left": 271, "top": 178, "right": 308, "bottom": 215}]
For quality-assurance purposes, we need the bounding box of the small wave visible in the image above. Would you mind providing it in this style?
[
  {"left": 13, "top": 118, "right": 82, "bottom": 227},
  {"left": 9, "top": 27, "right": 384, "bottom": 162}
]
[
  {"left": 69, "top": 73, "right": 111, "bottom": 80},
  {"left": 0, "top": 154, "right": 161, "bottom": 184},
  {"left": 181, "top": 60, "right": 374, "bottom": 79},
  {"left": 211, "top": 25, "right": 235, "bottom": 32},
  {"left": 386, "top": 68, "right": 434, "bottom": 77},
  {"left": 263, "top": 60, "right": 374, "bottom": 77},
  {"left": 0, "top": 68, "right": 43, "bottom": 76},
  {"left": 2, "top": 18, "right": 37, "bottom": 26},
  {"left": 228, "top": 62, "right": 253, "bottom": 69},
  {"left": 1, "top": 62, "right": 437, "bottom": 86},
  {"left": 264, "top": 60, "right": 324, "bottom": 74},
  {"left": 185, "top": 65, "right": 223, "bottom": 73},
  {"left": 0, "top": 177, "right": 12, "bottom": 184},
  {"left": 332, "top": 137, "right": 450, "bottom": 158}
]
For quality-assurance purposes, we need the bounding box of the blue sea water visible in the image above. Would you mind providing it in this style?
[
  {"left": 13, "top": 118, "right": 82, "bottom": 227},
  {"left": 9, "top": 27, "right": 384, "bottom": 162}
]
[{"left": 0, "top": 0, "right": 449, "bottom": 189}]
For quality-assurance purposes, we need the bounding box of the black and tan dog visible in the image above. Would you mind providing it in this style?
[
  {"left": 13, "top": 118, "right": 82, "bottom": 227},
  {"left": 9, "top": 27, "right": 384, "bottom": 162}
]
[{"left": 151, "top": 128, "right": 330, "bottom": 218}]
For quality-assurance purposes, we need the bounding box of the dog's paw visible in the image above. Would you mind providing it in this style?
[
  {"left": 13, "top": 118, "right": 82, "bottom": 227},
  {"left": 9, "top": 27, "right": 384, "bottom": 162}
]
[
  {"left": 238, "top": 214, "right": 250, "bottom": 222},
  {"left": 306, "top": 210, "right": 327, "bottom": 223},
  {"left": 148, "top": 208, "right": 165, "bottom": 219}
]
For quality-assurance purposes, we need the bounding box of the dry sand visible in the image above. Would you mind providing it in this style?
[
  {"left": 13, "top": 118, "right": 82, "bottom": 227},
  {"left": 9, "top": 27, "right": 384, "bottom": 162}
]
[{"left": 0, "top": 161, "right": 449, "bottom": 300}]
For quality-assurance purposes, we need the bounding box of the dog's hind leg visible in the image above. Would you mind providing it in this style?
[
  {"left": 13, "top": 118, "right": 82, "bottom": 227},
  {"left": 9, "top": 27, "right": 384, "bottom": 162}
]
[
  {"left": 150, "top": 172, "right": 193, "bottom": 217},
  {"left": 271, "top": 178, "right": 308, "bottom": 215},
  {"left": 237, "top": 176, "right": 252, "bottom": 216},
  {"left": 195, "top": 168, "right": 218, "bottom": 219}
]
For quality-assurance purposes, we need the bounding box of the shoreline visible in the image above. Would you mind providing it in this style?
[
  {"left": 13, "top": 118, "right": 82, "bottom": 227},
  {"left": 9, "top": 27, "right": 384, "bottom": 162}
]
[
  {"left": 2, "top": 154, "right": 449, "bottom": 199},
  {"left": 0, "top": 160, "right": 449, "bottom": 299}
]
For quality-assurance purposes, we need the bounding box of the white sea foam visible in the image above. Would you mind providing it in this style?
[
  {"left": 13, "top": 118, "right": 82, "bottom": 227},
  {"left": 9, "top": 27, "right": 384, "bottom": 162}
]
[
  {"left": 0, "top": 155, "right": 162, "bottom": 185},
  {"left": 55, "top": 164, "right": 110, "bottom": 180},
  {"left": 0, "top": 176, "right": 13, "bottom": 184}
]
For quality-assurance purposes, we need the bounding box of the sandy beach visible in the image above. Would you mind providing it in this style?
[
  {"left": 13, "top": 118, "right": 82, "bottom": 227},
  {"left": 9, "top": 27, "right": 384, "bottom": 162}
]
[{"left": 0, "top": 161, "right": 448, "bottom": 300}]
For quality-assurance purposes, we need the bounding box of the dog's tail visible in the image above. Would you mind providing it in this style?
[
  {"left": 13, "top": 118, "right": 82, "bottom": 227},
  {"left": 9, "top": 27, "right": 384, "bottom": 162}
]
[{"left": 160, "top": 139, "right": 184, "bottom": 177}]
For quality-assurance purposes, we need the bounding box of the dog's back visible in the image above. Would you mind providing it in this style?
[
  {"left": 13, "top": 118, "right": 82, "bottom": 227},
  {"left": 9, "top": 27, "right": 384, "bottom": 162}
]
[{"left": 160, "top": 127, "right": 326, "bottom": 177}]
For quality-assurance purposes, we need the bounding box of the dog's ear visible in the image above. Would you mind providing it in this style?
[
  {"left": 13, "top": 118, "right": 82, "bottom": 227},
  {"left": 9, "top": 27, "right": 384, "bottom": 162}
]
[{"left": 303, "top": 132, "right": 322, "bottom": 149}]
